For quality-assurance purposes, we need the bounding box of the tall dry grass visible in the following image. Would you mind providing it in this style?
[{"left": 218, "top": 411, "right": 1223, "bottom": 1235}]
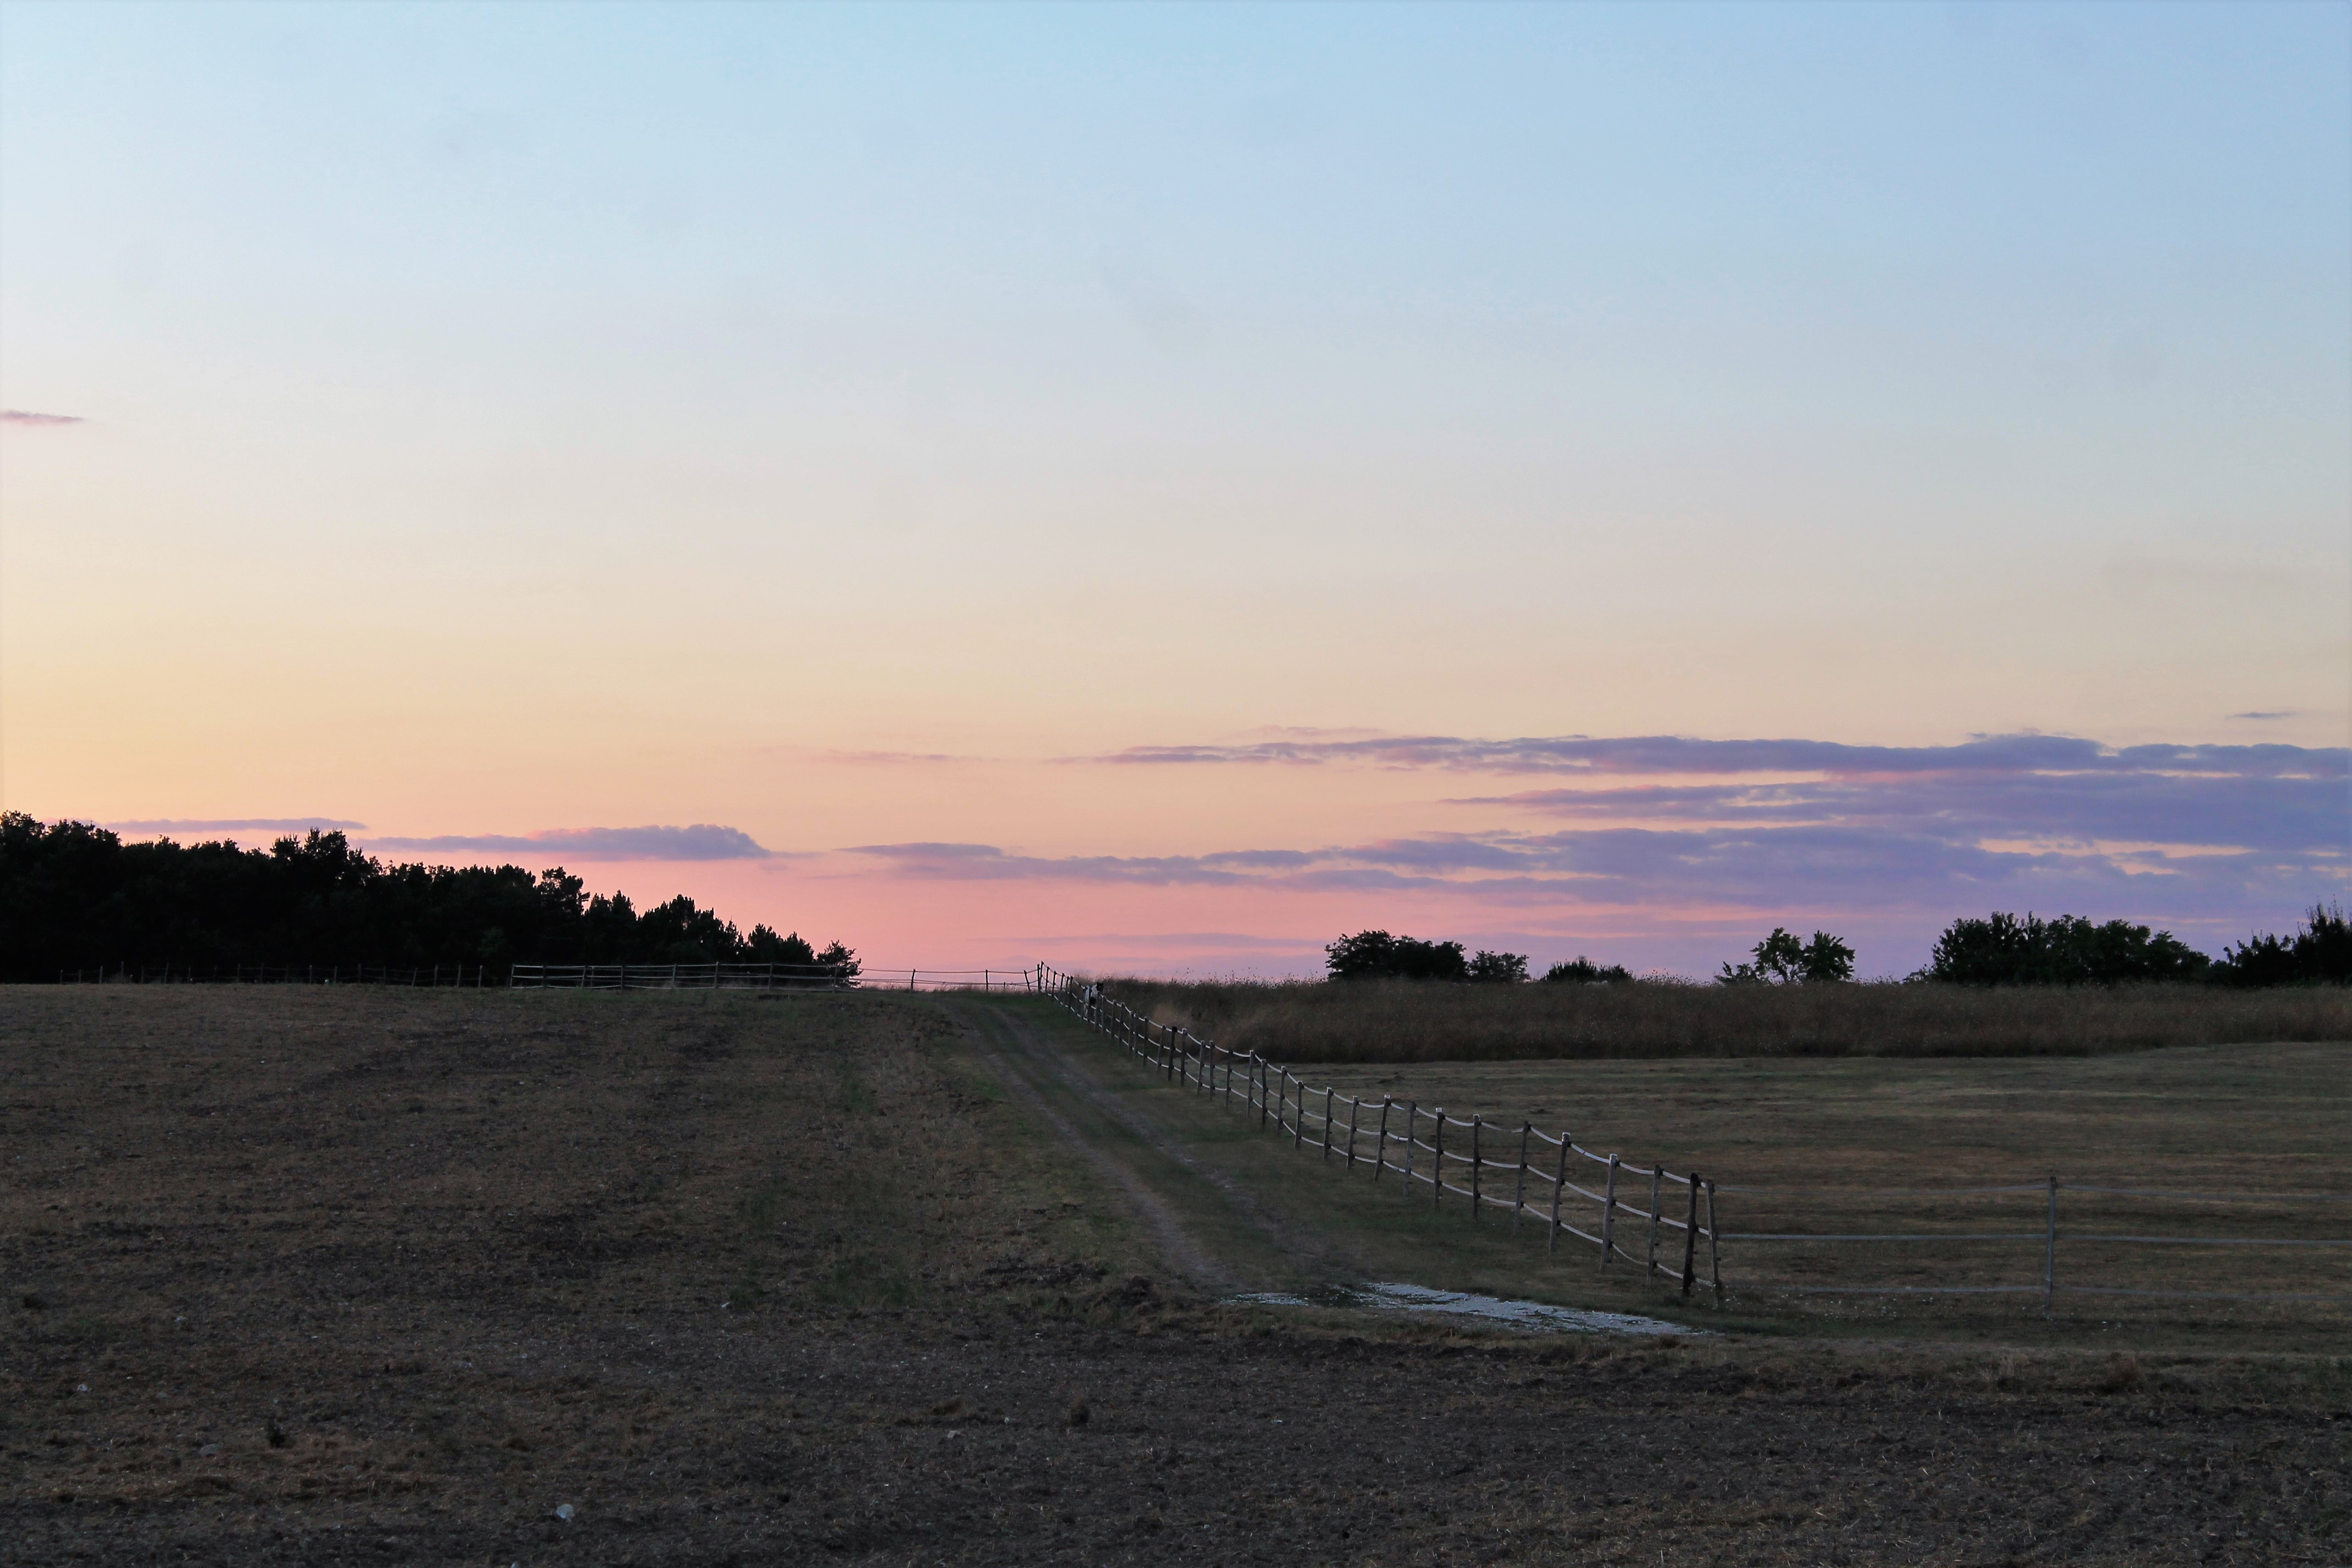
[{"left": 1098, "top": 978, "right": 2352, "bottom": 1062}]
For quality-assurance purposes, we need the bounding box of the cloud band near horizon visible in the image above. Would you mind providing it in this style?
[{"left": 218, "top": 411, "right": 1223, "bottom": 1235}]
[
  {"left": 846, "top": 731, "right": 2346, "bottom": 943},
  {"left": 364, "top": 825, "right": 776, "bottom": 861},
  {"left": 1090, "top": 731, "right": 2339, "bottom": 780}
]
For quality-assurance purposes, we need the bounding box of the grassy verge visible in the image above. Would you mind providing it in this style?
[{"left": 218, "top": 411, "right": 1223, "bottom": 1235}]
[{"left": 1104, "top": 975, "right": 2352, "bottom": 1061}]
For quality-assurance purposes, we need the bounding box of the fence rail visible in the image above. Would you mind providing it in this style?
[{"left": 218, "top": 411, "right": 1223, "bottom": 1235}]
[
  {"left": 1044, "top": 968, "right": 2350, "bottom": 1315},
  {"left": 1040, "top": 965, "right": 1724, "bottom": 1304}
]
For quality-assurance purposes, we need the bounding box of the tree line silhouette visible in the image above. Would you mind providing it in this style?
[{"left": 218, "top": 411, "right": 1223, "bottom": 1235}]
[
  {"left": 1325, "top": 904, "right": 2349, "bottom": 988},
  {"left": 0, "top": 814, "right": 855, "bottom": 983}
]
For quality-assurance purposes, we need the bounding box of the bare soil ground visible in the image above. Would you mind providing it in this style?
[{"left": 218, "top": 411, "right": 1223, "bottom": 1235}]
[{"left": 4, "top": 987, "right": 2349, "bottom": 1566}]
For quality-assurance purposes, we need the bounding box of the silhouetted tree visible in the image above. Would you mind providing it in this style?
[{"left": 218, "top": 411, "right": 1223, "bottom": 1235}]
[
  {"left": 1542, "top": 956, "right": 1636, "bottom": 984},
  {"left": 1324, "top": 930, "right": 1469, "bottom": 982},
  {"left": 0, "top": 813, "right": 857, "bottom": 981},
  {"left": 2209, "top": 904, "right": 2350, "bottom": 988},
  {"left": 1925, "top": 912, "right": 2206, "bottom": 986},
  {"left": 1721, "top": 928, "right": 1853, "bottom": 984},
  {"left": 1466, "top": 949, "right": 1529, "bottom": 984}
]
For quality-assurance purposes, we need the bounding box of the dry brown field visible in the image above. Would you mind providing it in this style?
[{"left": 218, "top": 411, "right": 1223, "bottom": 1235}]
[{"left": 4, "top": 986, "right": 2348, "bottom": 1566}]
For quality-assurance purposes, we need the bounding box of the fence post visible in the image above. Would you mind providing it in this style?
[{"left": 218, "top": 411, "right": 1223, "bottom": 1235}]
[
  {"left": 1293, "top": 1079, "right": 1305, "bottom": 1150},
  {"left": 1431, "top": 1112, "right": 1444, "bottom": 1211},
  {"left": 1470, "top": 1117, "right": 1482, "bottom": 1221},
  {"left": 1548, "top": 1134, "right": 1568, "bottom": 1254},
  {"left": 1680, "top": 1174, "right": 1701, "bottom": 1300},
  {"left": 1259, "top": 1061, "right": 1270, "bottom": 1130},
  {"left": 1321, "top": 1088, "right": 1334, "bottom": 1161},
  {"left": 1512, "top": 1124, "right": 1529, "bottom": 1235},
  {"left": 1646, "top": 1165, "right": 1664, "bottom": 1283},
  {"left": 2044, "top": 1175, "right": 2059, "bottom": 1320},
  {"left": 1706, "top": 1182, "right": 1723, "bottom": 1308},
  {"left": 1346, "top": 1097, "right": 1360, "bottom": 1169},
  {"left": 1401, "top": 1103, "right": 1417, "bottom": 1196},
  {"left": 1599, "top": 1155, "right": 1620, "bottom": 1269},
  {"left": 1374, "top": 1098, "right": 1391, "bottom": 1179}
]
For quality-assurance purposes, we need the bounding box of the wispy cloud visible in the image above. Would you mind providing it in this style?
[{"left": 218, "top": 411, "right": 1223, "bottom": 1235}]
[
  {"left": 1450, "top": 767, "right": 2345, "bottom": 854},
  {"left": 1087, "top": 731, "right": 2341, "bottom": 780},
  {"left": 2229, "top": 711, "right": 2295, "bottom": 721},
  {"left": 108, "top": 816, "right": 368, "bottom": 835},
  {"left": 818, "top": 749, "right": 981, "bottom": 765},
  {"left": 368, "top": 824, "right": 776, "bottom": 861},
  {"left": 2, "top": 409, "right": 86, "bottom": 426}
]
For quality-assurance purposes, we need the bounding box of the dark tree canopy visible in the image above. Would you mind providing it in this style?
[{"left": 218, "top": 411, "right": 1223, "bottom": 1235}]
[
  {"left": 0, "top": 813, "right": 854, "bottom": 982},
  {"left": 1925, "top": 912, "right": 2206, "bottom": 987},
  {"left": 1324, "top": 930, "right": 1469, "bottom": 982},
  {"left": 1543, "top": 956, "right": 1636, "bottom": 984},
  {"left": 2209, "top": 904, "right": 2350, "bottom": 989},
  {"left": 1721, "top": 928, "right": 1854, "bottom": 985},
  {"left": 1465, "top": 949, "right": 1529, "bottom": 984}
]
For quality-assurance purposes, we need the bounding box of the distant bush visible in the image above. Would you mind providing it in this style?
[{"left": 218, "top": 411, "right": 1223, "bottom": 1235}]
[
  {"left": 1543, "top": 956, "right": 1635, "bottom": 985},
  {"left": 0, "top": 813, "right": 855, "bottom": 981},
  {"left": 1466, "top": 949, "right": 1529, "bottom": 984},
  {"left": 2210, "top": 904, "right": 2351, "bottom": 989},
  {"left": 1719, "top": 928, "right": 1854, "bottom": 986},
  {"left": 1324, "top": 930, "right": 1469, "bottom": 982},
  {"left": 1925, "top": 912, "right": 2208, "bottom": 986}
]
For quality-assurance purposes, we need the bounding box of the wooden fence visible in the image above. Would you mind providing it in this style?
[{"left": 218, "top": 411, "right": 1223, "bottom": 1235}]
[
  {"left": 1040, "top": 966, "right": 1725, "bottom": 1303},
  {"left": 61, "top": 962, "right": 497, "bottom": 986},
  {"left": 507, "top": 963, "right": 1025, "bottom": 992},
  {"left": 58, "top": 961, "right": 1029, "bottom": 993},
  {"left": 1041, "top": 967, "right": 2351, "bottom": 1314}
]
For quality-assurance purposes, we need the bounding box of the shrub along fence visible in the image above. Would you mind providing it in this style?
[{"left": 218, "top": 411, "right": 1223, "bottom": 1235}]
[
  {"left": 1042, "top": 967, "right": 2351, "bottom": 1315},
  {"left": 1040, "top": 965, "right": 1726, "bottom": 1304}
]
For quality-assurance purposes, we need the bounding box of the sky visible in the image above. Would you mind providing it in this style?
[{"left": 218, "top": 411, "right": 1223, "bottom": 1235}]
[{"left": 3, "top": 1, "right": 2346, "bottom": 978}]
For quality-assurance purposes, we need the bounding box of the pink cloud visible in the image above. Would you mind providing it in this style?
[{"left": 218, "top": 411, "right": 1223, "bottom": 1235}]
[{"left": 2, "top": 410, "right": 86, "bottom": 426}]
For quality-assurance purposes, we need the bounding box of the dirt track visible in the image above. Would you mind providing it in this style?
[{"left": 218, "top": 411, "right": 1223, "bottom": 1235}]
[{"left": 4, "top": 987, "right": 2346, "bottom": 1565}]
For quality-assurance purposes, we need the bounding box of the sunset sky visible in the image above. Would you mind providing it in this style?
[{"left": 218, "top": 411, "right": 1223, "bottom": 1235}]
[{"left": 4, "top": 2, "right": 2346, "bottom": 977}]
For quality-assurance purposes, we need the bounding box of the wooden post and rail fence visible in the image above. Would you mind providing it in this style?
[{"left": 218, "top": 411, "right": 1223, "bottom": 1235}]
[{"left": 1036, "top": 965, "right": 2352, "bottom": 1316}]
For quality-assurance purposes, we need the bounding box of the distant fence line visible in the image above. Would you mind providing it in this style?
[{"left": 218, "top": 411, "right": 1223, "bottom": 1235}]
[
  {"left": 1040, "top": 966, "right": 2350, "bottom": 1314},
  {"left": 62, "top": 962, "right": 498, "bottom": 987},
  {"left": 1040, "top": 965, "right": 1725, "bottom": 1304},
  {"left": 56, "top": 961, "right": 1035, "bottom": 993},
  {"left": 507, "top": 962, "right": 1028, "bottom": 993}
]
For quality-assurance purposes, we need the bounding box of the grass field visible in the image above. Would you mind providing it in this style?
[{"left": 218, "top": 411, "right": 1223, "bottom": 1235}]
[
  {"left": 5, "top": 986, "right": 2349, "bottom": 1565},
  {"left": 1106, "top": 1035, "right": 2352, "bottom": 1344},
  {"left": 1104, "top": 976, "right": 2352, "bottom": 1061}
]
